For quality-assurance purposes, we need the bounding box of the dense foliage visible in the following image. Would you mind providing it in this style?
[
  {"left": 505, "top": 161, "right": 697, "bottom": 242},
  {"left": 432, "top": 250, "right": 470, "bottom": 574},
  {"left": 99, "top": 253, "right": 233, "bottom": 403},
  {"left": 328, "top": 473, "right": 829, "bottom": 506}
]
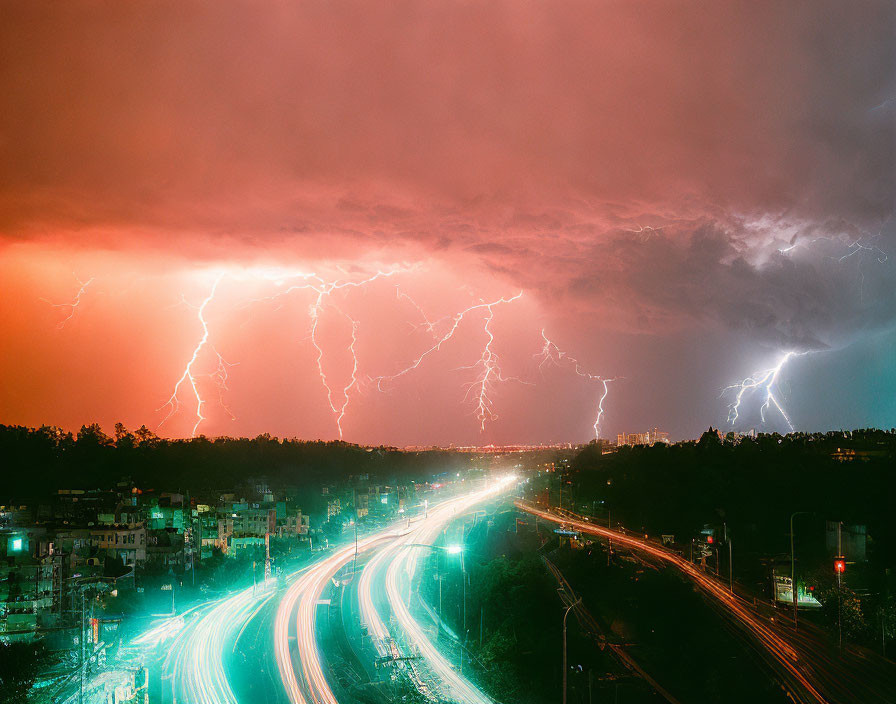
[
  {"left": 567, "top": 428, "right": 896, "bottom": 651},
  {"left": 569, "top": 429, "right": 896, "bottom": 566},
  {"left": 0, "top": 423, "right": 470, "bottom": 500}
]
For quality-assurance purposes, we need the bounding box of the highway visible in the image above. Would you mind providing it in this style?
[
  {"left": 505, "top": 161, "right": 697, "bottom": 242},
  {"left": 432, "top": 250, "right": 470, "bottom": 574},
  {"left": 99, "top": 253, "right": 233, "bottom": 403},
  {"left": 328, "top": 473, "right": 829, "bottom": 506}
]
[
  {"left": 516, "top": 500, "right": 896, "bottom": 704},
  {"left": 360, "top": 494, "right": 495, "bottom": 703},
  {"left": 275, "top": 475, "right": 516, "bottom": 704},
  {"left": 65, "top": 481, "right": 889, "bottom": 704},
  {"left": 164, "top": 586, "right": 277, "bottom": 704},
  {"left": 382, "top": 500, "right": 493, "bottom": 704},
  {"left": 96, "top": 477, "right": 508, "bottom": 704}
]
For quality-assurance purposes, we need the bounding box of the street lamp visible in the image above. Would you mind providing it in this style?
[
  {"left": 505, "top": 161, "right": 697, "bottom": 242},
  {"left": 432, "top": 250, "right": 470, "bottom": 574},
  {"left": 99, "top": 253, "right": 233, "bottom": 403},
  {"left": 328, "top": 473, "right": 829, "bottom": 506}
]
[
  {"left": 444, "top": 545, "right": 467, "bottom": 635},
  {"left": 402, "top": 543, "right": 465, "bottom": 629},
  {"left": 562, "top": 595, "right": 582, "bottom": 704},
  {"left": 424, "top": 543, "right": 466, "bottom": 671}
]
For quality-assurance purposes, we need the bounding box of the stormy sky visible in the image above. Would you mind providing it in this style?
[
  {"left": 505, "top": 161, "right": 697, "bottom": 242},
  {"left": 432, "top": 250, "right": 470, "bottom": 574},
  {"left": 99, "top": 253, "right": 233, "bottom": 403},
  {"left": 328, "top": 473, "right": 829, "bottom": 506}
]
[{"left": 1, "top": 1, "right": 894, "bottom": 444}]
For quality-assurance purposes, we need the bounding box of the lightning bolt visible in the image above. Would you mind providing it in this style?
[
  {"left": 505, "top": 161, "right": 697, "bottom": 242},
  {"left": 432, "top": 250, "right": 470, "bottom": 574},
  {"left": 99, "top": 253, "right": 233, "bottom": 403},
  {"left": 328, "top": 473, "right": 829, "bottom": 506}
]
[
  {"left": 44, "top": 265, "right": 540, "bottom": 439},
  {"left": 722, "top": 350, "right": 807, "bottom": 432},
  {"left": 776, "top": 225, "right": 889, "bottom": 264},
  {"left": 158, "top": 273, "right": 228, "bottom": 437},
  {"left": 537, "top": 330, "right": 616, "bottom": 439},
  {"left": 395, "top": 285, "right": 444, "bottom": 334},
  {"left": 41, "top": 275, "right": 95, "bottom": 329},
  {"left": 593, "top": 377, "right": 613, "bottom": 440},
  {"left": 209, "top": 345, "right": 238, "bottom": 423},
  {"left": 309, "top": 294, "right": 361, "bottom": 439},
  {"left": 837, "top": 238, "right": 888, "bottom": 264},
  {"left": 776, "top": 225, "right": 889, "bottom": 303},
  {"left": 457, "top": 294, "right": 531, "bottom": 431},
  {"left": 376, "top": 292, "right": 523, "bottom": 430},
  {"left": 623, "top": 224, "right": 665, "bottom": 243},
  {"left": 247, "top": 267, "right": 409, "bottom": 439}
]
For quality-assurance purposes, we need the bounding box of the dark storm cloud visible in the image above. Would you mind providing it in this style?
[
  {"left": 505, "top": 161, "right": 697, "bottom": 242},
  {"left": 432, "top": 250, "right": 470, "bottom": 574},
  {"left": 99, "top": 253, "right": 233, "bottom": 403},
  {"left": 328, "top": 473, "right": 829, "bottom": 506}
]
[{"left": 2, "top": 1, "right": 892, "bottom": 233}]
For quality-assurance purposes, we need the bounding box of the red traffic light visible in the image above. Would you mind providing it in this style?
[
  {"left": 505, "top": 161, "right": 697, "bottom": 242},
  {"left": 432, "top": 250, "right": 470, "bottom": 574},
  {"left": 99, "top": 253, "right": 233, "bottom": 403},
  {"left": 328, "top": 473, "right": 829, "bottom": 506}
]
[
  {"left": 834, "top": 557, "right": 846, "bottom": 574},
  {"left": 706, "top": 535, "right": 714, "bottom": 544}
]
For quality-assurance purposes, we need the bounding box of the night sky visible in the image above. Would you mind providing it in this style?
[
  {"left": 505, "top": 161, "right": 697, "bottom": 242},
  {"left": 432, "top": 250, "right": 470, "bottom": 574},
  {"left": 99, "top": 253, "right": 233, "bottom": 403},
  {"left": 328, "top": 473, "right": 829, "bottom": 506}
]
[{"left": 1, "top": 1, "right": 894, "bottom": 445}]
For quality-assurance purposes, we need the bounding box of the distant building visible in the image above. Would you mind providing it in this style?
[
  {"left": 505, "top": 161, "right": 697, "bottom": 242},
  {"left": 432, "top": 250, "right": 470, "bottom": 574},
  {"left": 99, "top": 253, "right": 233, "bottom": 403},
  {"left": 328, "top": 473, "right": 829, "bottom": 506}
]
[
  {"left": 88, "top": 523, "right": 147, "bottom": 567},
  {"left": 277, "top": 513, "right": 310, "bottom": 537},
  {"left": 616, "top": 429, "right": 670, "bottom": 446},
  {"left": 831, "top": 447, "right": 888, "bottom": 462}
]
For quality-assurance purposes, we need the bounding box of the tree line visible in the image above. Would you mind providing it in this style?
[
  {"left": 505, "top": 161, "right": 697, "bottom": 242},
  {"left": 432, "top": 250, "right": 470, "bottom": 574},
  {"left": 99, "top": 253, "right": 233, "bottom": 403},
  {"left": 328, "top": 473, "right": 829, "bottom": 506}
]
[{"left": 0, "top": 423, "right": 471, "bottom": 501}]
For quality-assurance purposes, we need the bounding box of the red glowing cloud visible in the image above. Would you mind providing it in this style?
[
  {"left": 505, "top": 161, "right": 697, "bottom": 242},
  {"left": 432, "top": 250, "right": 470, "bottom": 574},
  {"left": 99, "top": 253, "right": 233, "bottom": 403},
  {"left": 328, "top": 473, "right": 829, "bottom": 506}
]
[{"left": 1, "top": 1, "right": 893, "bottom": 442}]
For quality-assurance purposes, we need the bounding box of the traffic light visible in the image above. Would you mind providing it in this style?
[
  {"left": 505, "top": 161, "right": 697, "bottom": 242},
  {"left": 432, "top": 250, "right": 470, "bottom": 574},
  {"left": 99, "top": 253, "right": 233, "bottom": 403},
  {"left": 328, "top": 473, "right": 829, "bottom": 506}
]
[
  {"left": 834, "top": 557, "right": 846, "bottom": 574},
  {"left": 706, "top": 535, "right": 714, "bottom": 544}
]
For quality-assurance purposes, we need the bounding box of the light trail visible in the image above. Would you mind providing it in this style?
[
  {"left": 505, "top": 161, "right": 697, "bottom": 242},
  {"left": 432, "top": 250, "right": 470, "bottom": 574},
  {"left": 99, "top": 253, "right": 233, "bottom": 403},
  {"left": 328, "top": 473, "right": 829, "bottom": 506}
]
[
  {"left": 517, "top": 501, "right": 829, "bottom": 704},
  {"left": 381, "top": 499, "right": 496, "bottom": 704},
  {"left": 357, "top": 496, "right": 473, "bottom": 700},
  {"left": 276, "top": 478, "right": 516, "bottom": 704},
  {"left": 722, "top": 351, "right": 806, "bottom": 431},
  {"left": 41, "top": 275, "right": 95, "bottom": 329},
  {"left": 166, "top": 586, "right": 275, "bottom": 704},
  {"left": 146, "top": 561, "right": 322, "bottom": 704},
  {"left": 276, "top": 525, "right": 412, "bottom": 704},
  {"left": 359, "top": 478, "right": 517, "bottom": 702},
  {"left": 538, "top": 330, "right": 616, "bottom": 439}
]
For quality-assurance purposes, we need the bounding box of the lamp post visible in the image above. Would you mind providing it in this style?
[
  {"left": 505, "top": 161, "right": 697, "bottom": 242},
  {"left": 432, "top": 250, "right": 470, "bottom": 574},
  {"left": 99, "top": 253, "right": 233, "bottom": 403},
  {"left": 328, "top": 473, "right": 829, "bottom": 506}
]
[
  {"left": 402, "top": 543, "right": 464, "bottom": 628},
  {"left": 790, "top": 511, "right": 811, "bottom": 630},
  {"left": 562, "top": 596, "right": 582, "bottom": 704},
  {"left": 441, "top": 544, "right": 466, "bottom": 634},
  {"left": 723, "top": 522, "right": 733, "bottom": 594}
]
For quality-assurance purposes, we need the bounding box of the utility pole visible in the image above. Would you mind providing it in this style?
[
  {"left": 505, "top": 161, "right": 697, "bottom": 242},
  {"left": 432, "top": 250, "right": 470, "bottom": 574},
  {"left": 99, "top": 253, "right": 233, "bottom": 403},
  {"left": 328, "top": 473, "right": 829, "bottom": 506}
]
[
  {"left": 789, "top": 511, "right": 810, "bottom": 630},
  {"left": 728, "top": 537, "right": 734, "bottom": 593},
  {"left": 607, "top": 508, "right": 612, "bottom": 567},
  {"left": 562, "top": 597, "right": 582, "bottom": 704},
  {"left": 461, "top": 550, "right": 467, "bottom": 635},
  {"left": 191, "top": 516, "right": 198, "bottom": 587},
  {"left": 265, "top": 532, "right": 272, "bottom": 586},
  {"left": 724, "top": 523, "right": 732, "bottom": 593},
  {"left": 837, "top": 521, "right": 843, "bottom": 651},
  {"left": 79, "top": 589, "right": 85, "bottom": 704},
  {"left": 883, "top": 568, "right": 890, "bottom": 658},
  {"left": 588, "top": 668, "right": 593, "bottom": 704}
]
